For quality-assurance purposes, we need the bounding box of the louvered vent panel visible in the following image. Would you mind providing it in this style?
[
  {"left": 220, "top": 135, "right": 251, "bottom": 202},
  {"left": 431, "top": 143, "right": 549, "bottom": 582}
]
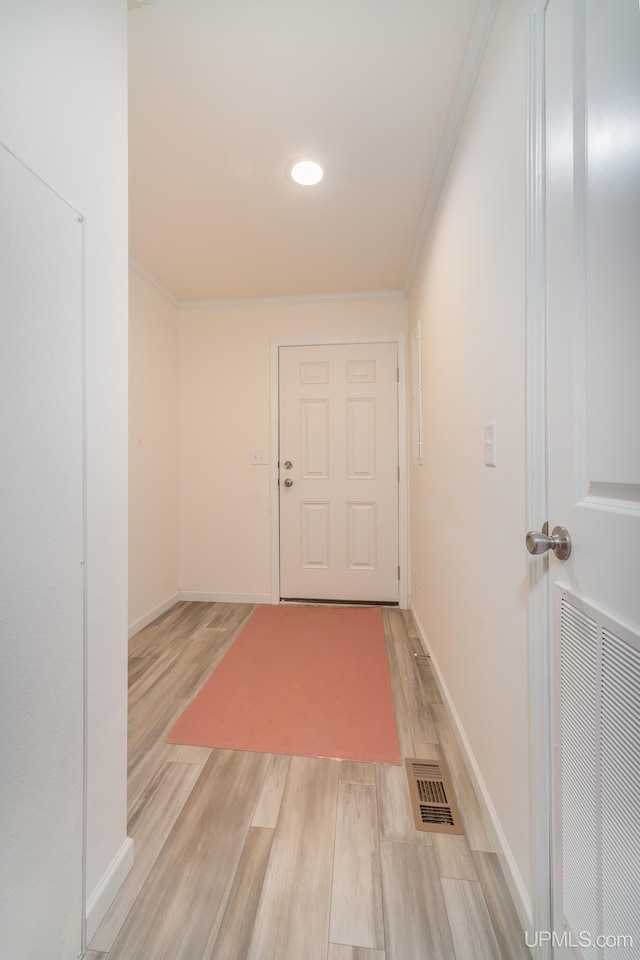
[
  {"left": 559, "top": 597, "right": 600, "bottom": 956},
  {"left": 557, "top": 590, "right": 640, "bottom": 959},
  {"left": 404, "top": 758, "right": 464, "bottom": 835},
  {"left": 601, "top": 628, "right": 640, "bottom": 958}
]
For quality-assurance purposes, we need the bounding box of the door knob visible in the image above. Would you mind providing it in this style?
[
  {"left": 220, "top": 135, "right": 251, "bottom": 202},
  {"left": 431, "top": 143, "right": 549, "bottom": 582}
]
[
  {"left": 284, "top": 460, "right": 293, "bottom": 469},
  {"left": 525, "top": 525, "right": 571, "bottom": 561},
  {"left": 283, "top": 478, "right": 293, "bottom": 487}
]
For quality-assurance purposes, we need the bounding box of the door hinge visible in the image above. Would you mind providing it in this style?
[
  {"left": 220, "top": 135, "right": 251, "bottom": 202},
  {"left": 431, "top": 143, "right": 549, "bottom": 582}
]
[
  {"left": 397, "top": 465, "right": 400, "bottom": 481},
  {"left": 398, "top": 565, "right": 401, "bottom": 580},
  {"left": 397, "top": 366, "right": 400, "bottom": 382}
]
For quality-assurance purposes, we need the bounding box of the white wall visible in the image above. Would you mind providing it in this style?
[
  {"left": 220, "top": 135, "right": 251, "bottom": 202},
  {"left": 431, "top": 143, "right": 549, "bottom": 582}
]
[
  {"left": 129, "top": 269, "right": 180, "bottom": 630},
  {"left": 408, "top": 0, "right": 532, "bottom": 915},
  {"left": 1, "top": 145, "right": 86, "bottom": 960},
  {"left": 0, "top": 0, "right": 130, "bottom": 945},
  {"left": 178, "top": 299, "right": 407, "bottom": 598}
]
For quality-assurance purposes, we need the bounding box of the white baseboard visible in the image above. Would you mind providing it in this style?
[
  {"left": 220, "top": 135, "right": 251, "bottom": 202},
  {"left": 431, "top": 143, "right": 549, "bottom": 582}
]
[
  {"left": 409, "top": 600, "right": 533, "bottom": 933},
  {"left": 179, "top": 591, "right": 271, "bottom": 604},
  {"left": 128, "top": 591, "right": 272, "bottom": 639},
  {"left": 85, "top": 836, "right": 134, "bottom": 944},
  {"left": 128, "top": 593, "right": 180, "bottom": 639}
]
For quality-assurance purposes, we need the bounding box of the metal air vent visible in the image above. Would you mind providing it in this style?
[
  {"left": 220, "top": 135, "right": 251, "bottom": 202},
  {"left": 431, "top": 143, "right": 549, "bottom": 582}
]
[{"left": 405, "top": 757, "right": 464, "bottom": 835}]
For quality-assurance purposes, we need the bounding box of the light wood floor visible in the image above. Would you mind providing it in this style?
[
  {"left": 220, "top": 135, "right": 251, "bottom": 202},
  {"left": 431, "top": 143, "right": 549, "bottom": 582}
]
[{"left": 88, "top": 602, "right": 531, "bottom": 960}]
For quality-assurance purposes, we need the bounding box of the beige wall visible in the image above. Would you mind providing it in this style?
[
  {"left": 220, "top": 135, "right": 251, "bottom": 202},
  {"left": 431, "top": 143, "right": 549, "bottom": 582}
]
[
  {"left": 408, "top": 0, "right": 532, "bottom": 915},
  {"left": 129, "top": 269, "right": 180, "bottom": 630},
  {"left": 178, "top": 299, "right": 407, "bottom": 598},
  {"left": 128, "top": 0, "right": 533, "bottom": 923}
]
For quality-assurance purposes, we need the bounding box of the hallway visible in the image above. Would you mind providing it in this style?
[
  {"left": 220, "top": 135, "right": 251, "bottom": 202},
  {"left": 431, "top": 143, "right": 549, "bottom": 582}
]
[{"left": 88, "top": 602, "right": 530, "bottom": 960}]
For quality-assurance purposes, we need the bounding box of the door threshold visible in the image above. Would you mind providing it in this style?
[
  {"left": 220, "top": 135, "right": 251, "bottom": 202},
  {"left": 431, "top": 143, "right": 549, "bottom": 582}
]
[{"left": 280, "top": 597, "right": 399, "bottom": 607}]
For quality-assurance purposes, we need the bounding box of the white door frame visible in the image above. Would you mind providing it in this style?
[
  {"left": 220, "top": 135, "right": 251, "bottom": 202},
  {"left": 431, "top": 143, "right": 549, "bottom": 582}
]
[
  {"left": 527, "top": 2, "right": 554, "bottom": 957},
  {"left": 270, "top": 334, "right": 408, "bottom": 608}
]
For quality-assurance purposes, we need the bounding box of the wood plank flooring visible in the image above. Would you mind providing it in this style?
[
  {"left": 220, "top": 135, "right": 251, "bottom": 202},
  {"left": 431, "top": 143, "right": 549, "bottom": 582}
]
[{"left": 89, "top": 601, "right": 530, "bottom": 960}]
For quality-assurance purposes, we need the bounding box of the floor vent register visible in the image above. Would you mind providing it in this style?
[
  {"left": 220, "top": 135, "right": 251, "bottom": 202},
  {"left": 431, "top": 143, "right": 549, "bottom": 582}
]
[{"left": 405, "top": 757, "right": 464, "bottom": 835}]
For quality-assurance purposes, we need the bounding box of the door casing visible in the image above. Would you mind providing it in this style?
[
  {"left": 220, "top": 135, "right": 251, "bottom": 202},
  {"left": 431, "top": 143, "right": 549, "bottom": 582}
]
[
  {"left": 527, "top": 2, "right": 555, "bottom": 957},
  {"left": 270, "top": 334, "right": 408, "bottom": 608}
]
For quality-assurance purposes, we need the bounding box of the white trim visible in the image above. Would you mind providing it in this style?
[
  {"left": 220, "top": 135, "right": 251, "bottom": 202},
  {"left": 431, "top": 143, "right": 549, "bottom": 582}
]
[
  {"left": 527, "top": 2, "right": 553, "bottom": 958},
  {"left": 129, "top": 594, "right": 271, "bottom": 639},
  {"left": 79, "top": 209, "right": 89, "bottom": 959},
  {"left": 85, "top": 836, "right": 134, "bottom": 943},
  {"left": 272, "top": 334, "right": 405, "bottom": 348},
  {"left": 409, "top": 601, "right": 533, "bottom": 934},
  {"left": 270, "top": 334, "right": 408, "bottom": 608},
  {"left": 181, "top": 290, "right": 407, "bottom": 310},
  {"left": 404, "top": 0, "right": 500, "bottom": 292},
  {"left": 126, "top": 259, "right": 406, "bottom": 309},
  {"left": 128, "top": 592, "right": 181, "bottom": 639},
  {"left": 397, "top": 341, "right": 409, "bottom": 609},
  {"left": 179, "top": 591, "right": 271, "bottom": 604},
  {"left": 270, "top": 341, "right": 281, "bottom": 605},
  {"left": 411, "top": 321, "right": 423, "bottom": 464},
  {"left": 128, "top": 257, "right": 180, "bottom": 307}
]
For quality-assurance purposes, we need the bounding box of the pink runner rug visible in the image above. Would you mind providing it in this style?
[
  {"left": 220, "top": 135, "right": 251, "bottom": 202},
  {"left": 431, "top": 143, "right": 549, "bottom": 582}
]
[{"left": 167, "top": 604, "right": 401, "bottom": 764}]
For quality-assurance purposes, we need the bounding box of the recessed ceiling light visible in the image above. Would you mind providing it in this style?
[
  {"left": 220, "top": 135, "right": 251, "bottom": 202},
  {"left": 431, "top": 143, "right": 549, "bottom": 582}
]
[{"left": 290, "top": 160, "right": 324, "bottom": 186}]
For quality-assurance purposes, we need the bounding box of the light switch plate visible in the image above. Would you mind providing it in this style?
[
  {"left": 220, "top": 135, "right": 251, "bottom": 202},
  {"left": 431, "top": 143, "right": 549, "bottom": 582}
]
[
  {"left": 484, "top": 421, "right": 496, "bottom": 467},
  {"left": 250, "top": 448, "right": 268, "bottom": 465}
]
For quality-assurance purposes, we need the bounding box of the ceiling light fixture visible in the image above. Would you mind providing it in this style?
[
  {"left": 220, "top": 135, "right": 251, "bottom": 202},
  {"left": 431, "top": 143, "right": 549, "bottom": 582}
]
[{"left": 289, "top": 160, "right": 324, "bottom": 186}]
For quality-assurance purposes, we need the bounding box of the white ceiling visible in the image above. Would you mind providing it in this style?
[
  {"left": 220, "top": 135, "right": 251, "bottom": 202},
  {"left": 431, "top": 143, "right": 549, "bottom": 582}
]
[{"left": 128, "top": 0, "right": 491, "bottom": 303}]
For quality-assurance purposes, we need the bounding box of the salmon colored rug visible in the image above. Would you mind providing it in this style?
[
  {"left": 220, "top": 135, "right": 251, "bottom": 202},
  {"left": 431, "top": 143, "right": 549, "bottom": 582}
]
[{"left": 166, "top": 604, "right": 401, "bottom": 765}]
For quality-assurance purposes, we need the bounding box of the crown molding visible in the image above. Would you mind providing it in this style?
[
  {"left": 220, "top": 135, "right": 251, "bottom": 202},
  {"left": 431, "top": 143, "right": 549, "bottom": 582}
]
[
  {"left": 127, "top": 259, "right": 406, "bottom": 309},
  {"left": 404, "top": 0, "right": 500, "bottom": 294},
  {"left": 179, "top": 289, "right": 407, "bottom": 310},
  {"left": 128, "top": 258, "right": 180, "bottom": 307}
]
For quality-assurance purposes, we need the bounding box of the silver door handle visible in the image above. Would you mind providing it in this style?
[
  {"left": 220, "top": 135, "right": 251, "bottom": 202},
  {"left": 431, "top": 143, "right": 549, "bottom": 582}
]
[
  {"left": 525, "top": 525, "right": 571, "bottom": 560},
  {"left": 283, "top": 478, "right": 293, "bottom": 487}
]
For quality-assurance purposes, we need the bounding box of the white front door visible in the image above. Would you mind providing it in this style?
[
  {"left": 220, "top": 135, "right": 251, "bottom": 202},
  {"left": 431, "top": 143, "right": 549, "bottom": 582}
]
[
  {"left": 544, "top": 2, "right": 640, "bottom": 955},
  {"left": 278, "top": 341, "right": 399, "bottom": 603}
]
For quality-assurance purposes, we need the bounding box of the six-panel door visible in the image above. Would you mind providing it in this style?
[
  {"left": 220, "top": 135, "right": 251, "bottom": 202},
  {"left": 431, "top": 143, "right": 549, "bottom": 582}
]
[{"left": 279, "top": 342, "right": 399, "bottom": 603}]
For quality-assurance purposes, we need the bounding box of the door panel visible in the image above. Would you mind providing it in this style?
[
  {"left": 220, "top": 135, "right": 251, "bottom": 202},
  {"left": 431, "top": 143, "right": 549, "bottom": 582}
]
[
  {"left": 347, "top": 398, "right": 377, "bottom": 478},
  {"left": 301, "top": 400, "right": 329, "bottom": 477},
  {"left": 279, "top": 342, "right": 399, "bottom": 603},
  {"left": 301, "top": 501, "right": 330, "bottom": 568},
  {"left": 545, "top": 2, "right": 640, "bottom": 955},
  {"left": 347, "top": 501, "right": 377, "bottom": 570}
]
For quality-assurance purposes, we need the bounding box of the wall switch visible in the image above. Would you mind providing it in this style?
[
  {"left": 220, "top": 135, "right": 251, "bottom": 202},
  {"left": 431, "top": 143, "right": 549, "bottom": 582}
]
[
  {"left": 484, "top": 421, "right": 497, "bottom": 467},
  {"left": 250, "top": 448, "right": 268, "bottom": 465}
]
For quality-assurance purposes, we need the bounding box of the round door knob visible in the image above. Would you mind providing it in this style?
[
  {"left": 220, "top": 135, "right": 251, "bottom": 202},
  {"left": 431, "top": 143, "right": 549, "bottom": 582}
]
[
  {"left": 526, "top": 525, "right": 571, "bottom": 561},
  {"left": 284, "top": 460, "right": 293, "bottom": 469},
  {"left": 283, "top": 478, "right": 293, "bottom": 487}
]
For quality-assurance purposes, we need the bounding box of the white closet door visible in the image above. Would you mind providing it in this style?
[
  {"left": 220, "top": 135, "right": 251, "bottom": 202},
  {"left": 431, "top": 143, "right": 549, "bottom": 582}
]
[{"left": 545, "top": 2, "right": 640, "bottom": 955}]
